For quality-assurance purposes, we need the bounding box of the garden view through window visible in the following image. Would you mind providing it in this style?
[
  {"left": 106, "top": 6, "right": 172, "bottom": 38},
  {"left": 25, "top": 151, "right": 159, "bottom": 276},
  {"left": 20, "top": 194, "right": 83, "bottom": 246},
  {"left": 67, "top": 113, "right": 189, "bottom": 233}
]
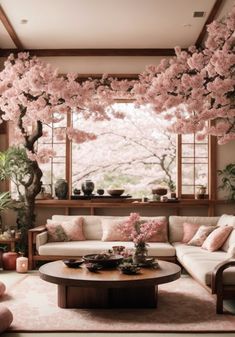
[{"left": 32, "top": 103, "right": 208, "bottom": 198}]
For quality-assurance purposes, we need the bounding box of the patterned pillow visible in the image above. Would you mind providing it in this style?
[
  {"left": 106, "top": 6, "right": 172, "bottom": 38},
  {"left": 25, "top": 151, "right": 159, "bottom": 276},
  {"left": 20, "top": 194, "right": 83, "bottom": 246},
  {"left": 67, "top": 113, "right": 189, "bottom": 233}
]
[
  {"left": 46, "top": 217, "right": 85, "bottom": 242},
  {"left": 188, "top": 225, "right": 216, "bottom": 246},
  {"left": 202, "top": 226, "right": 233, "bottom": 252},
  {"left": 182, "top": 222, "right": 201, "bottom": 243}
]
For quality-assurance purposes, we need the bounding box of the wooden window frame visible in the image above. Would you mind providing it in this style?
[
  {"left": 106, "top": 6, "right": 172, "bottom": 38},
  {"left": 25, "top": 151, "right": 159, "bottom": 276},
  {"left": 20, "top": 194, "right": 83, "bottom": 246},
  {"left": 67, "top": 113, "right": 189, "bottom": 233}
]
[
  {"left": 6, "top": 111, "right": 216, "bottom": 201},
  {"left": 177, "top": 133, "right": 216, "bottom": 200}
]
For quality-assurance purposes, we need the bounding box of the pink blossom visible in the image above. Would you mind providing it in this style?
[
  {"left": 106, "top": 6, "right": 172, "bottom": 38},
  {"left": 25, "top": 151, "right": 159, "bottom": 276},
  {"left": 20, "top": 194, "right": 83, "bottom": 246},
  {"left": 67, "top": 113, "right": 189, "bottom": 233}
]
[{"left": 118, "top": 212, "right": 162, "bottom": 245}]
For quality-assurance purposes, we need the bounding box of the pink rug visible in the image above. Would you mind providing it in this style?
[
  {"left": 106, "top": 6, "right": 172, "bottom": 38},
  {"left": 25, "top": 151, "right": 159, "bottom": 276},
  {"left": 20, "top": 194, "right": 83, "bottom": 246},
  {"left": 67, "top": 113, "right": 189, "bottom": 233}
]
[{"left": 1, "top": 274, "right": 235, "bottom": 332}]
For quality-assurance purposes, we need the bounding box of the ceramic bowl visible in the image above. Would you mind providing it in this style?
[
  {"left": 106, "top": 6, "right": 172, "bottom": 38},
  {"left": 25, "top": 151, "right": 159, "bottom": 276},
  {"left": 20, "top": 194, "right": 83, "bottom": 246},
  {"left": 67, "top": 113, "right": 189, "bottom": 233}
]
[
  {"left": 85, "top": 262, "right": 103, "bottom": 272},
  {"left": 107, "top": 189, "right": 125, "bottom": 197},
  {"left": 63, "top": 259, "right": 83, "bottom": 268}
]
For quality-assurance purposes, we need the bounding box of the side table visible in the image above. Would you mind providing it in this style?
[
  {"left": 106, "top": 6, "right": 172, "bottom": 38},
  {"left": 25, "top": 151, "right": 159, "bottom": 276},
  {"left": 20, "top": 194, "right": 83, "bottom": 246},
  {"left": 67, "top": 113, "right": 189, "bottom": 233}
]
[{"left": 0, "top": 238, "right": 20, "bottom": 252}]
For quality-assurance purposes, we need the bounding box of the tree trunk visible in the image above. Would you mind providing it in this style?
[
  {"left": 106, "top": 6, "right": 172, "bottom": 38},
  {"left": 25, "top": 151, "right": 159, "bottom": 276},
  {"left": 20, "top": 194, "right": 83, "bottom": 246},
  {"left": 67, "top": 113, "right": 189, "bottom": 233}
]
[{"left": 19, "top": 160, "right": 43, "bottom": 253}]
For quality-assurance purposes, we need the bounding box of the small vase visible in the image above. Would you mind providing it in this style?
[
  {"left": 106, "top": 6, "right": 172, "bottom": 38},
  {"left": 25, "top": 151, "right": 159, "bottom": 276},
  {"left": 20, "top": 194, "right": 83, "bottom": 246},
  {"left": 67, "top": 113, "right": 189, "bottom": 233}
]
[
  {"left": 54, "top": 179, "right": 68, "bottom": 199},
  {"left": 81, "top": 180, "right": 95, "bottom": 196},
  {"left": 133, "top": 242, "right": 148, "bottom": 264}
]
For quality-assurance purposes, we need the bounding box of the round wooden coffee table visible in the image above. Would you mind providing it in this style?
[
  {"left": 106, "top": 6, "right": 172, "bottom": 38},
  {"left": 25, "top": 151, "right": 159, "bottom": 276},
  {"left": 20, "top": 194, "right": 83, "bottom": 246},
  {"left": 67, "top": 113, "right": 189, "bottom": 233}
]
[{"left": 39, "top": 260, "right": 181, "bottom": 309}]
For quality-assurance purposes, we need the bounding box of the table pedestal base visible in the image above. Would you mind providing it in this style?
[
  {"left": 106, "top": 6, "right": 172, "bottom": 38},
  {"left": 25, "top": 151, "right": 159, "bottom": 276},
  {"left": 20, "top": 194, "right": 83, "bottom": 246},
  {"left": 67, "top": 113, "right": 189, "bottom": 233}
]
[{"left": 58, "top": 284, "right": 158, "bottom": 308}]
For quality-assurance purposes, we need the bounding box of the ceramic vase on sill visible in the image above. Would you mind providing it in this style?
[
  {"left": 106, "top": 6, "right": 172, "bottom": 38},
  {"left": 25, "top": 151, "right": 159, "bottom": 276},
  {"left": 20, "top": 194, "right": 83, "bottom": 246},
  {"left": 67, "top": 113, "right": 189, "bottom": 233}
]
[
  {"left": 55, "top": 179, "right": 68, "bottom": 199},
  {"left": 81, "top": 180, "right": 95, "bottom": 196}
]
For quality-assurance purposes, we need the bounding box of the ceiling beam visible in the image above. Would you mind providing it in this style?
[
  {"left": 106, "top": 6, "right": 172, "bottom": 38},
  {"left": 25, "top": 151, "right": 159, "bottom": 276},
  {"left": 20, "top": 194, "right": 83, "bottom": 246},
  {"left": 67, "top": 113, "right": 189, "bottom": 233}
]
[
  {"left": 195, "top": 0, "right": 224, "bottom": 47},
  {"left": 0, "top": 5, "right": 23, "bottom": 49},
  {"left": 0, "top": 48, "right": 176, "bottom": 58}
]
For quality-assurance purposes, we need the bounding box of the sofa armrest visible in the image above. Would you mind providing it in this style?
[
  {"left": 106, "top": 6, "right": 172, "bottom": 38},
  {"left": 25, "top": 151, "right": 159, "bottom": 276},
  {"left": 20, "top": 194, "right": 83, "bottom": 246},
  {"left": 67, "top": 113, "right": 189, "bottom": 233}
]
[
  {"left": 28, "top": 225, "right": 47, "bottom": 269},
  {"left": 36, "top": 231, "right": 48, "bottom": 252},
  {"left": 211, "top": 259, "right": 235, "bottom": 294}
]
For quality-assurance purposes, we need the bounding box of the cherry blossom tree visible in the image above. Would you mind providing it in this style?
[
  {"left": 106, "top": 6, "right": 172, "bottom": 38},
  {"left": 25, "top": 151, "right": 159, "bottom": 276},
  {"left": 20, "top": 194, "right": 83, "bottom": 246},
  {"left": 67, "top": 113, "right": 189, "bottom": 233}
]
[
  {"left": 133, "top": 6, "right": 235, "bottom": 144},
  {"left": 0, "top": 53, "right": 133, "bottom": 240}
]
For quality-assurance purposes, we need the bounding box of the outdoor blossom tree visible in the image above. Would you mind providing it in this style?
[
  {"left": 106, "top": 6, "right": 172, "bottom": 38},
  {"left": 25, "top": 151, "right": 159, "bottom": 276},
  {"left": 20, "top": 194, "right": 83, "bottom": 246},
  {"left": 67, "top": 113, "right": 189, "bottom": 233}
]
[
  {"left": 133, "top": 6, "right": 235, "bottom": 144},
  {"left": 71, "top": 104, "right": 176, "bottom": 196},
  {"left": 0, "top": 52, "right": 133, "bottom": 237}
]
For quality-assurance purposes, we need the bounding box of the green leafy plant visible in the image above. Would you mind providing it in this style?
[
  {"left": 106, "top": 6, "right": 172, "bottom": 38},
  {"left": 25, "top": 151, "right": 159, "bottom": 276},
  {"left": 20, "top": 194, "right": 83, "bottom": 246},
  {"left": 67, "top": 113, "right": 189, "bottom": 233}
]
[
  {"left": 0, "top": 147, "right": 32, "bottom": 201},
  {"left": 0, "top": 191, "right": 13, "bottom": 233},
  {"left": 0, "top": 191, "right": 12, "bottom": 212},
  {"left": 218, "top": 164, "right": 235, "bottom": 200},
  {"left": 0, "top": 147, "right": 33, "bottom": 252}
]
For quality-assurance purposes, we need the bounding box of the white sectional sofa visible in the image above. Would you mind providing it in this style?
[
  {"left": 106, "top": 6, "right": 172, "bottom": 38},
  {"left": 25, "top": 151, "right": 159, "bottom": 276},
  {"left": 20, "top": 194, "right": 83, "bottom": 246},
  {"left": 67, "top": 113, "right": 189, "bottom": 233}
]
[
  {"left": 34, "top": 215, "right": 175, "bottom": 259},
  {"left": 28, "top": 214, "right": 235, "bottom": 314}
]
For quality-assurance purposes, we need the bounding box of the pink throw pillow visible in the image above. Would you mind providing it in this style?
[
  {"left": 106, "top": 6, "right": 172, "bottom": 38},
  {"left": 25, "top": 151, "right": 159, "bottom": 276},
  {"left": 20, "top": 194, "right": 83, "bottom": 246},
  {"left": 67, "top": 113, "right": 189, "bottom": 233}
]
[
  {"left": 46, "top": 217, "right": 85, "bottom": 242},
  {"left": 0, "top": 282, "right": 6, "bottom": 297},
  {"left": 202, "top": 226, "right": 233, "bottom": 252},
  {"left": 188, "top": 225, "right": 216, "bottom": 246},
  {"left": 101, "top": 219, "right": 130, "bottom": 241},
  {"left": 182, "top": 222, "right": 200, "bottom": 243},
  {"left": 0, "top": 306, "right": 13, "bottom": 333},
  {"left": 148, "top": 220, "right": 168, "bottom": 242}
]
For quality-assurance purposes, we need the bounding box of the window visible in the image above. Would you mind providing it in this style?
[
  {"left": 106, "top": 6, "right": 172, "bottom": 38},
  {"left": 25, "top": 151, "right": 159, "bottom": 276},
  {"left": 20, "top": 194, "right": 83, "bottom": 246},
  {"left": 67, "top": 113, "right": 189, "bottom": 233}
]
[
  {"left": 37, "top": 114, "right": 67, "bottom": 194},
  {"left": 179, "top": 133, "right": 208, "bottom": 197},
  {"left": 72, "top": 103, "right": 176, "bottom": 198},
  {"left": 9, "top": 103, "right": 210, "bottom": 199}
]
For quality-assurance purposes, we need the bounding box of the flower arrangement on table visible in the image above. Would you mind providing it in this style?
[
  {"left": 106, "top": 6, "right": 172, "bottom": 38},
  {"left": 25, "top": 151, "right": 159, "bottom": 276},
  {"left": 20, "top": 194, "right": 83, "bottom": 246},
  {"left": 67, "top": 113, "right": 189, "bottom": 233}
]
[{"left": 118, "top": 212, "right": 162, "bottom": 264}]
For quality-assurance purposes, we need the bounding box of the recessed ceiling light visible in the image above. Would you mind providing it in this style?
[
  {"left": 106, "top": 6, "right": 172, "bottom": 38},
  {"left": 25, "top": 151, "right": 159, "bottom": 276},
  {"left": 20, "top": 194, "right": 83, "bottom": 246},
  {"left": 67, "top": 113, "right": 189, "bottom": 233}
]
[
  {"left": 20, "top": 19, "right": 28, "bottom": 24},
  {"left": 193, "top": 11, "right": 205, "bottom": 18}
]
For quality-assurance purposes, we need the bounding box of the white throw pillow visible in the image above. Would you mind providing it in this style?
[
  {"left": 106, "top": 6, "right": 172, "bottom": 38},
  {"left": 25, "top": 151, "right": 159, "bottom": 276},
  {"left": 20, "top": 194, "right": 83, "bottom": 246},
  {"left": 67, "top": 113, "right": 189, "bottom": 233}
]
[
  {"left": 217, "top": 214, "right": 235, "bottom": 227},
  {"left": 227, "top": 244, "right": 235, "bottom": 259}
]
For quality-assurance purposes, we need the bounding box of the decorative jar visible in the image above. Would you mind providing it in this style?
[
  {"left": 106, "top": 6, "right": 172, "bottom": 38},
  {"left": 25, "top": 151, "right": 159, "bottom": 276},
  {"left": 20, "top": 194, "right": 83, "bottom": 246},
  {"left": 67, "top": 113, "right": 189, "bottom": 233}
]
[
  {"left": 81, "top": 180, "right": 95, "bottom": 196},
  {"left": 54, "top": 179, "right": 68, "bottom": 199}
]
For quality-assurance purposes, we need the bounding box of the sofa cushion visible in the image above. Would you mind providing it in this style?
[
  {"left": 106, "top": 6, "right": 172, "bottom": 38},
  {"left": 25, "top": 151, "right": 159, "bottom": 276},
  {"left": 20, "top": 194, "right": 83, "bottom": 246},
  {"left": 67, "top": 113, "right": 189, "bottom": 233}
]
[
  {"left": 47, "top": 217, "right": 85, "bottom": 242},
  {"left": 187, "top": 225, "right": 216, "bottom": 246},
  {"left": 169, "top": 216, "right": 219, "bottom": 243},
  {"left": 52, "top": 215, "right": 104, "bottom": 240},
  {"left": 173, "top": 242, "right": 235, "bottom": 286},
  {"left": 217, "top": 214, "right": 235, "bottom": 227},
  {"left": 222, "top": 229, "right": 235, "bottom": 252},
  {"left": 101, "top": 218, "right": 130, "bottom": 241},
  {"left": 182, "top": 222, "right": 201, "bottom": 243},
  {"left": 148, "top": 219, "right": 168, "bottom": 242},
  {"left": 38, "top": 240, "right": 176, "bottom": 257},
  {"left": 202, "top": 226, "right": 233, "bottom": 252},
  {"left": 227, "top": 244, "right": 235, "bottom": 259},
  {"left": 217, "top": 214, "right": 235, "bottom": 251}
]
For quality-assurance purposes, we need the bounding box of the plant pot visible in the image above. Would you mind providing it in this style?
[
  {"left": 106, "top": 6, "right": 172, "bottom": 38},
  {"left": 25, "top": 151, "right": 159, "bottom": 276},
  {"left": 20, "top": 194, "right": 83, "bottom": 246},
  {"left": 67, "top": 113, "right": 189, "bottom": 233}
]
[{"left": 2, "top": 252, "right": 18, "bottom": 270}]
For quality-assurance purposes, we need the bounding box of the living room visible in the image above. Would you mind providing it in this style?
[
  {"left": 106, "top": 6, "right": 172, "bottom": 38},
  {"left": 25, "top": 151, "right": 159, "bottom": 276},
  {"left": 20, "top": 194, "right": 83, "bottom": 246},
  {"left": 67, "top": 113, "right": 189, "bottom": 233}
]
[{"left": 0, "top": 0, "right": 235, "bottom": 336}]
